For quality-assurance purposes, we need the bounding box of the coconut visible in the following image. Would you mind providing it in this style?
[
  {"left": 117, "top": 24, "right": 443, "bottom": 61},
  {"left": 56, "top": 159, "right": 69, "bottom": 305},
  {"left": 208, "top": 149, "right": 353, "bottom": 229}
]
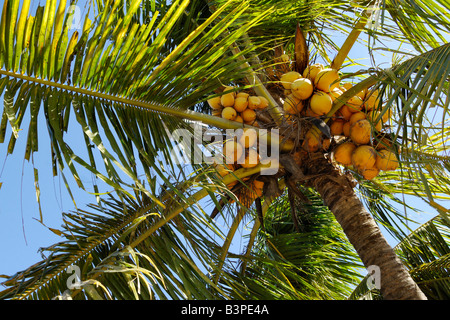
[
  {"left": 221, "top": 93, "right": 235, "bottom": 108},
  {"left": 234, "top": 115, "right": 244, "bottom": 123},
  {"left": 283, "top": 94, "right": 303, "bottom": 115},
  {"left": 257, "top": 96, "right": 269, "bottom": 109},
  {"left": 375, "top": 149, "right": 399, "bottom": 171},
  {"left": 236, "top": 92, "right": 249, "bottom": 99},
  {"left": 349, "top": 112, "right": 366, "bottom": 126},
  {"left": 346, "top": 95, "right": 364, "bottom": 113},
  {"left": 241, "top": 108, "right": 256, "bottom": 123},
  {"left": 314, "top": 68, "right": 340, "bottom": 93},
  {"left": 328, "top": 88, "right": 344, "bottom": 102},
  {"left": 351, "top": 145, "right": 377, "bottom": 171},
  {"left": 248, "top": 96, "right": 261, "bottom": 110},
  {"left": 330, "top": 120, "right": 345, "bottom": 136},
  {"left": 334, "top": 141, "right": 357, "bottom": 166},
  {"left": 342, "top": 121, "right": 351, "bottom": 137},
  {"left": 233, "top": 96, "right": 248, "bottom": 112},
  {"left": 291, "top": 78, "right": 314, "bottom": 100},
  {"left": 360, "top": 165, "right": 380, "bottom": 180},
  {"left": 223, "top": 140, "right": 243, "bottom": 164},
  {"left": 364, "top": 89, "right": 381, "bottom": 110},
  {"left": 252, "top": 180, "right": 264, "bottom": 197},
  {"left": 211, "top": 108, "right": 223, "bottom": 117},
  {"left": 207, "top": 96, "right": 222, "bottom": 109},
  {"left": 367, "top": 110, "right": 383, "bottom": 132},
  {"left": 310, "top": 91, "right": 333, "bottom": 115},
  {"left": 338, "top": 105, "right": 353, "bottom": 121},
  {"left": 302, "top": 63, "right": 324, "bottom": 82},
  {"left": 280, "top": 71, "right": 302, "bottom": 89},
  {"left": 221, "top": 107, "right": 237, "bottom": 121},
  {"left": 381, "top": 108, "right": 392, "bottom": 124},
  {"left": 350, "top": 119, "right": 372, "bottom": 145},
  {"left": 303, "top": 130, "right": 321, "bottom": 152},
  {"left": 241, "top": 149, "right": 260, "bottom": 168},
  {"left": 322, "top": 138, "right": 331, "bottom": 151},
  {"left": 238, "top": 128, "right": 258, "bottom": 148},
  {"left": 304, "top": 106, "right": 321, "bottom": 118}
]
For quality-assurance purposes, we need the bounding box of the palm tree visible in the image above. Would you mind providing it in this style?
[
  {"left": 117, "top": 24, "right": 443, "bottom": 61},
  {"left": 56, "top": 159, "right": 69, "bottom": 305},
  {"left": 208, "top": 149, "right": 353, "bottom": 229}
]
[{"left": 0, "top": 0, "right": 449, "bottom": 300}]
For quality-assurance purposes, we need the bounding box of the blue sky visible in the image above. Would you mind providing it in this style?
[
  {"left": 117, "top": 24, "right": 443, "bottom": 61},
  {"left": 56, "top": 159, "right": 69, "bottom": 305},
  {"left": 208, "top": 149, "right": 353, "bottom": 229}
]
[{"left": 0, "top": 0, "right": 443, "bottom": 293}]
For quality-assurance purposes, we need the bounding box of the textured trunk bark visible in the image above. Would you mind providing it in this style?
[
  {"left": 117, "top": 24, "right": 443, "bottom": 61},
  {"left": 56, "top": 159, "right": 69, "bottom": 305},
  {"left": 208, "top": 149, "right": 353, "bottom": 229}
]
[{"left": 306, "top": 157, "right": 427, "bottom": 300}]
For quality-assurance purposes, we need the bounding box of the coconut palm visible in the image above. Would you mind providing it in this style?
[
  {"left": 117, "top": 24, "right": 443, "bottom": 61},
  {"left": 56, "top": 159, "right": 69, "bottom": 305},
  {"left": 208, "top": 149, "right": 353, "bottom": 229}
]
[{"left": 0, "top": 0, "right": 449, "bottom": 300}]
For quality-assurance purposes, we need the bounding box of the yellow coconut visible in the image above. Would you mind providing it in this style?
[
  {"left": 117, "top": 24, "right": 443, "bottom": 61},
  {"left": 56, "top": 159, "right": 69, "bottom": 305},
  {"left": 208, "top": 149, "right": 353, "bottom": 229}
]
[
  {"left": 334, "top": 141, "right": 357, "bottom": 166},
  {"left": 238, "top": 128, "right": 258, "bottom": 148},
  {"left": 367, "top": 110, "right": 383, "bottom": 132},
  {"left": 381, "top": 108, "right": 392, "bottom": 124},
  {"left": 252, "top": 180, "right": 265, "bottom": 198},
  {"left": 234, "top": 115, "right": 244, "bottom": 123},
  {"left": 233, "top": 96, "right": 248, "bottom": 113},
  {"left": 241, "top": 108, "right": 257, "bottom": 123},
  {"left": 346, "top": 95, "right": 364, "bottom": 113},
  {"left": 291, "top": 78, "right": 314, "bottom": 100},
  {"left": 322, "top": 138, "right": 331, "bottom": 151},
  {"left": 211, "top": 108, "right": 223, "bottom": 117},
  {"left": 343, "top": 83, "right": 366, "bottom": 100},
  {"left": 257, "top": 96, "right": 269, "bottom": 110},
  {"left": 310, "top": 91, "right": 333, "bottom": 115},
  {"left": 350, "top": 119, "right": 372, "bottom": 145},
  {"left": 280, "top": 71, "right": 302, "bottom": 89},
  {"left": 342, "top": 83, "right": 353, "bottom": 91},
  {"left": 328, "top": 88, "right": 344, "bottom": 102},
  {"left": 349, "top": 112, "right": 367, "bottom": 126},
  {"left": 375, "top": 149, "right": 399, "bottom": 171},
  {"left": 330, "top": 120, "right": 345, "bottom": 136},
  {"left": 236, "top": 92, "right": 249, "bottom": 99},
  {"left": 221, "top": 107, "right": 237, "bottom": 121},
  {"left": 360, "top": 165, "right": 380, "bottom": 180},
  {"left": 221, "top": 93, "right": 235, "bottom": 108},
  {"left": 283, "top": 94, "right": 303, "bottom": 115},
  {"left": 314, "top": 68, "right": 340, "bottom": 93},
  {"left": 351, "top": 145, "right": 377, "bottom": 171},
  {"left": 304, "top": 106, "right": 321, "bottom": 118},
  {"left": 223, "top": 140, "right": 244, "bottom": 164},
  {"left": 374, "top": 136, "right": 395, "bottom": 151},
  {"left": 342, "top": 121, "right": 351, "bottom": 137},
  {"left": 338, "top": 105, "right": 353, "bottom": 121},
  {"left": 303, "top": 129, "right": 321, "bottom": 152},
  {"left": 280, "top": 54, "right": 290, "bottom": 63},
  {"left": 364, "top": 89, "right": 381, "bottom": 111},
  {"left": 208, "top": 96, "right": 222, "bottom": 109},
  {"left": 248, "top": 96, "right": 261, "bottom": 110},
  {"left": 302, "top": 63, "right": 324, "bottom": 82},
  {"left": 241, "top": 149, "right": 260, "bottom": 168}
]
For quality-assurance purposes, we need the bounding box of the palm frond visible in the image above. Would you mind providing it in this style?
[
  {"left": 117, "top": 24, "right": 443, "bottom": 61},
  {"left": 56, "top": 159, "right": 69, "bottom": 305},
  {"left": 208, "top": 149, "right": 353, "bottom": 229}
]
[
  {"left": 0, "top": 0, "right": 271, "bottom": 217},
  {"left": 223, "top": 187, "right": 364, "bottom": 300}
]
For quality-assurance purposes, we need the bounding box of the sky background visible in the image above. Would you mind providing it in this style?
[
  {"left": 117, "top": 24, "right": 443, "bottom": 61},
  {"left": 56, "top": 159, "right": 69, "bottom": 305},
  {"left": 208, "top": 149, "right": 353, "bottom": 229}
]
[{"left": 0, "top": 0, "right": 442, "bottom": 292}]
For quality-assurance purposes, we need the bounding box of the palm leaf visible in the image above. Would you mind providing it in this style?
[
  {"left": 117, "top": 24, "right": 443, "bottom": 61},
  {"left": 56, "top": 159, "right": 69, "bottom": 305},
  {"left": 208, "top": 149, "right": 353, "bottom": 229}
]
[{"left": 0, "top": 0, "right": 270, "bottom": 215}]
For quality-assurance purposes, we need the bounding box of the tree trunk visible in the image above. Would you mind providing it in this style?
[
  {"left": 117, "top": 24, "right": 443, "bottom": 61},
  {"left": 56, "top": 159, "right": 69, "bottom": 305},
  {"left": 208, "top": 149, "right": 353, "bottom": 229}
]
[{"left": 305, "top": 156, "right": 427, "bottom": 300}]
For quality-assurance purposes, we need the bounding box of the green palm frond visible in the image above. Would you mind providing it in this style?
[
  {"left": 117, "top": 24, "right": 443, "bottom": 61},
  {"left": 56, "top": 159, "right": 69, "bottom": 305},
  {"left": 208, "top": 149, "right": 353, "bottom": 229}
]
[
  {"left": 383, "top": 0, "right": 450, "bottom": 52},
  {"left": 223, "top": 186, "right": 363, "bottom": 300},
  {"left": 0, "top": 0, "right": 271, "bottom": 214}
]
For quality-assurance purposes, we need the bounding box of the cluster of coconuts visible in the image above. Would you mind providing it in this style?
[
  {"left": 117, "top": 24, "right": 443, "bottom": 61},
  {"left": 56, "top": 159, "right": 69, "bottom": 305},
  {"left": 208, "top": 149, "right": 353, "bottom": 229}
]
[
  {"left": 207, "top": 86, "right": 269, "bottom": 126},
  {"left": 279, "top": 61, "right": 399, "bottom": 180},
  {"left": 212, "top": 128, "right": 265, "bottom": 207}
]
